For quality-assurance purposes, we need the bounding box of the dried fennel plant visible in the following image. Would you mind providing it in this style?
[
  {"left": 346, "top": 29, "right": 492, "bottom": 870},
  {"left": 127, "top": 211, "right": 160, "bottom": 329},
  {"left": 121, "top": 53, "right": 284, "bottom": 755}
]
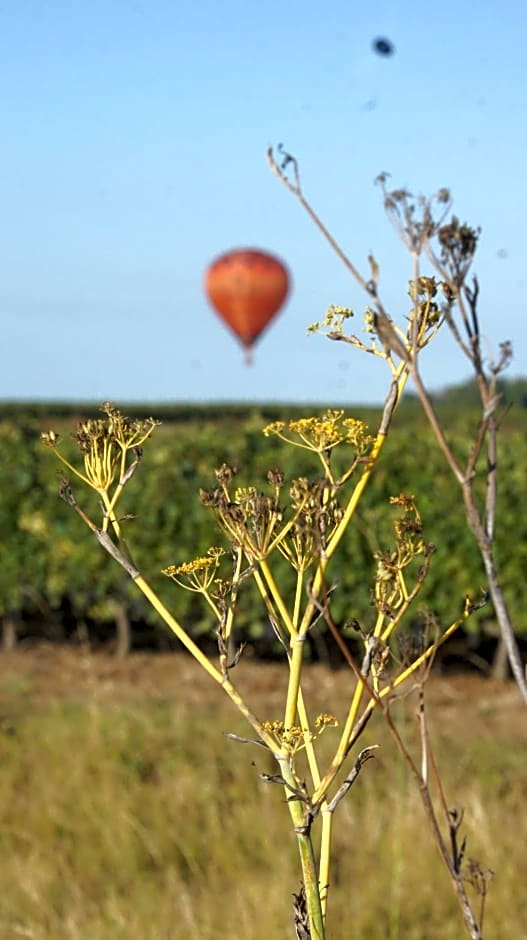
[
  {"left": 268, "top": 144, "right": 525, "bottom": 707},
  {"left": 263, "top": 144, "right": 525, "bottom": 938},
  {"left": 43, "top": 395, "right": 485, "bottom": 938}
]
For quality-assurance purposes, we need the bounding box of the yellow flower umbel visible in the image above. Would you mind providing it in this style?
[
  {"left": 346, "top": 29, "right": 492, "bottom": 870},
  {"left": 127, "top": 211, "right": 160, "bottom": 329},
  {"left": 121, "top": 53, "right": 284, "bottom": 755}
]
[
  {"left": 163, "top": 547, "right": 228, "bottom": 631},
  {"left": 41, "top": 403, "right": 160, "bottom": 532},
  {"left": 263, "top": 411, "right": 372, "bottom": 484},
  {"left": 162, "top": 547, "right": 226, "bottom": 593},
  {"left": 261, "top": 713, "right": 338, "bottom": 754}
]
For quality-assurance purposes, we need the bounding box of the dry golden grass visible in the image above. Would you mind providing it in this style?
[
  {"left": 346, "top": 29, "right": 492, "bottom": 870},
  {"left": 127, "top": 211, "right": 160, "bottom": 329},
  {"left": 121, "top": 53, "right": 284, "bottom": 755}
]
[{"left": 0, "top": 648, "right": 525, "bottom": 939}]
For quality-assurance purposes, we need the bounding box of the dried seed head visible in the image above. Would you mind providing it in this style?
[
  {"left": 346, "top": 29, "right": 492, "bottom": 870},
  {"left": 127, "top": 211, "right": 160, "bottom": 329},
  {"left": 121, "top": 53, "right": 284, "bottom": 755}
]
[
  {"left": 438, "top": 217, "right": 480, "bottom": 283},
  {"left": 41, "top": 430, "right": 60, "bottom": 448},
  {"left": 214, "top": 463, "right": 238, "bottom": 487},
  {"left": 267, "top": 467, "right": 285, "bottom": 487}
]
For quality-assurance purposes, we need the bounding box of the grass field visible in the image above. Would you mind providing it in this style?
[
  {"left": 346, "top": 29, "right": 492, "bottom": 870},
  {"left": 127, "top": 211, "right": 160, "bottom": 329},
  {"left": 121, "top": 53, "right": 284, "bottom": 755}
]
[{"left": 0, "top": 647, "right": 525, "bottom": 939}]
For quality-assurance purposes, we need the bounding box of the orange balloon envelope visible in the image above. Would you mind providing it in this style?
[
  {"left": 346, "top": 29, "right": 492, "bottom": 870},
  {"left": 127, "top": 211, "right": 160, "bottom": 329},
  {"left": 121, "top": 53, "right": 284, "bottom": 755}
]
[{"left": 205, "top": 248, "right": 290, "bottom": 362}]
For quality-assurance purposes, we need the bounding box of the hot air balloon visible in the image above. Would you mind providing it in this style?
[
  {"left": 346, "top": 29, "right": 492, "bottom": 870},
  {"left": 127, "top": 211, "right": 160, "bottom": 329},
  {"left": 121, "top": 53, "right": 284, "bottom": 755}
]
[{"left": 204, "top": 248, "right": 290, "bottom": 363}]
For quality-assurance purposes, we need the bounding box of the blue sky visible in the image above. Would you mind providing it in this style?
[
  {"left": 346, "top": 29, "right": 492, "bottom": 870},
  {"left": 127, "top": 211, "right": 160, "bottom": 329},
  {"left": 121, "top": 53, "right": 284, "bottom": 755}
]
[{"left": 1, "top": 0, "right": 525, "bottom": 404}]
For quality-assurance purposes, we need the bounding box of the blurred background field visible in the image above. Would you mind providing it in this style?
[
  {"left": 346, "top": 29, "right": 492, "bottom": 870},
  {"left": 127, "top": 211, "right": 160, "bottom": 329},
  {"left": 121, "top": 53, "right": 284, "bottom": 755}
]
[{"left": 0, "top": 647, "right": 525, "bottom": 939}]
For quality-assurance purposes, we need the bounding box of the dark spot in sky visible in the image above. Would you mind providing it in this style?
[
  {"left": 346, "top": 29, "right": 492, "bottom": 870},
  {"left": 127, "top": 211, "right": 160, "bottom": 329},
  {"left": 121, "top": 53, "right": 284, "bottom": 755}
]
[
  {"left": 497, "top": 249, "right": 508, "bottom": 260},
  {"left": 373, "top": 37, "right": 394, "bottom": 57}
]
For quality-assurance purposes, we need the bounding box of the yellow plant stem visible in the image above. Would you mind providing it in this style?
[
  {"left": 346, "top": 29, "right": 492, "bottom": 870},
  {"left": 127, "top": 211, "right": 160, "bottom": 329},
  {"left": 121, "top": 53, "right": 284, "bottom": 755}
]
[
  {"left": 327, "top": 432, "right": 385, "bottom": 563},
  {"left": 344, "top": 611, "right": 469, "bottom": 756},
  {"left": 372, "top": 610, "right": 386, "bottom": 639},
  {"left": 297, "top": 689, "right": 321, "bottom": 789},
  {"left": 295, "top": 685, "right": 328, "bottom": 925},
  {"left": 267, "top": 371, "right": 409, "bottom": 923},
  {"left": 297, "top": 418, "right": 397, "bottom": 640},
  {"left": 380, "top": 611, "right": 469, "bottom": 699},
  {"left": 281, "top": 428, "right": 387, "bottom": 755},
  {"left": 50, "top": 448, "right": 92, "bottom": 489},
  {"left": 322, "top": 365, "right": 408, "bottom": 565},
  {"left": 103, "top": 482, "right": 125, "bottom": 530},
  {"left": 278, "top": 756, "right": 326, "bottom": 940},
  {"left": 293, "top": 566, "right": 304, "bottom": 630},
  {"left": 99, "top": 533, "right": 327, "bottom": 933},
  {"left": 325, "top": 673, "right": 369, "bottom": 783},
  {"left": 284, "top": 631, "right": 307, "bottom": 731},
  {"left": 254, "top": 561, "right": 324, "bottom": 855},
  {"left": 313, "top": 555, "right": 428, "bottom": 805},
  {"left": 223, "top": 546, "right": 243, "bottom": 644},
  {"left": 255, "top": 558, "right": 321, "bottom": 776},
  {"left": 318, "top": 807, "right": 333, "bottom": 921},
  {"left": 312, "top": 606, "right": 470, "bottom": 807},
  {"left": 101, "top": 447, "right": 128, "bottom": 527},
  {"left": 258, "top": 558, "right": 297, "bottom": 638},
  {"left": 132, "top": 573, "right": 277, "bottom": 752},
  {"left": 201, "top": 589, "right": 223, "bottom": 624},
  {"left": 252, "top": 559, "right": 320, "bottom": 780},
  {"left": 253, "top": 564, "right": 321, "bottom": 789}
]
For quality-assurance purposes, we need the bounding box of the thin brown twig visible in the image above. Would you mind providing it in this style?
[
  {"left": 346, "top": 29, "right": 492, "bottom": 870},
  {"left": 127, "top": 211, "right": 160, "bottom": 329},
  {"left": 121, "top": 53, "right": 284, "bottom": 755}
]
[
  {"left": 270, "top": 149, "right": 526, "bottom": 704},
  {"left": 267, "top": 147, "right": 387, "bottom": 312},
  {"left": 380, "top": 701, "right": 483, "bottom": 939}
]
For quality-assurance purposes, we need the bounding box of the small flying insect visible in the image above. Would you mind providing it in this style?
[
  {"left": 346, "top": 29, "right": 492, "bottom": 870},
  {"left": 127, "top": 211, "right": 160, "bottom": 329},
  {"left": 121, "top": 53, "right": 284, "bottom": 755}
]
[{"left": 372, "top": 37, "right": 395, "bottom": 57}]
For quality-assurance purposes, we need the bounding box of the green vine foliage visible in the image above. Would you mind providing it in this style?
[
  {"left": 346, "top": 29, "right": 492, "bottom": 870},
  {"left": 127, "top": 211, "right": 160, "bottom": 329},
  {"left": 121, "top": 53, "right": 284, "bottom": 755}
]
[{"left": 1, "top": 399, "right": 526, "bottom": 648}]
